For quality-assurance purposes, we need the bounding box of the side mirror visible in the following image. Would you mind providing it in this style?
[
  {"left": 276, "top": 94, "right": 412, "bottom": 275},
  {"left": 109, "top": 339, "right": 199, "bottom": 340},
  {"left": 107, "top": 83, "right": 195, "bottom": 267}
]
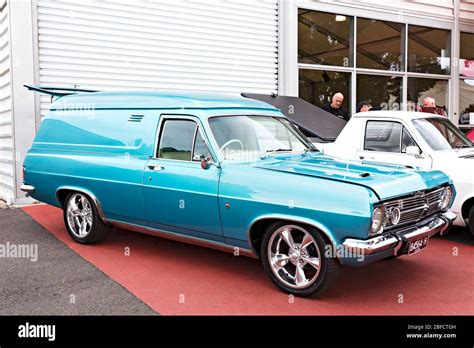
[
  {"left": 200, "top": 158, "right": 210, "bottom": 170},
  {"left": 405, "top": 146, "right": 421, "bottom": 156}
]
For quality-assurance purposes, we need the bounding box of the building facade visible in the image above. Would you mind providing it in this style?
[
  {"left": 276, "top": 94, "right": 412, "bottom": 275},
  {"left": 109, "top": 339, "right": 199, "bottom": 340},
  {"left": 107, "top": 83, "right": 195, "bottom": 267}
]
[{"left": 1, "top": 0, "right": 473, "bottom": 204}]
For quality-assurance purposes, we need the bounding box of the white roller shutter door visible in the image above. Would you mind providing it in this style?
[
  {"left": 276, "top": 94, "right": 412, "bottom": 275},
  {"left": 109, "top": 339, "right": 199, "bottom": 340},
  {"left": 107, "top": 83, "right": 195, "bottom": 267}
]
[
  {"left": 0, "top": 0, "right": 13, "bottom": 204},
  {"left": 37, "top": 0, "right": 279, "bottom": 116}
]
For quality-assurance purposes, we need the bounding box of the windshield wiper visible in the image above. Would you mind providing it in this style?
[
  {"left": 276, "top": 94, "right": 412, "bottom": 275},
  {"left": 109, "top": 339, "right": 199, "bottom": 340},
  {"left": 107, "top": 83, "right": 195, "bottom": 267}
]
[
  {"left": 304, "top": 148, "right": 319, "bottom": 153},
  {"left": 455, "top": 144, "right": 471, "bottom": 149},
  {"left": 260, "top": 148, "right": 293, "bottom": 159}
]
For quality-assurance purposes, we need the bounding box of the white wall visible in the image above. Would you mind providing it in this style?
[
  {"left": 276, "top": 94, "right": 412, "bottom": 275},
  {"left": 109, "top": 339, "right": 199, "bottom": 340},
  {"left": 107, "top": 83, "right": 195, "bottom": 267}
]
[
  {"left": 36, "top": 0, "right": 279, "bottom": 116},
  {"left": 0, "top": 0, "right": 13, "bottom": 204},
  {"left": 320, "top": 0, "right": 454, "bottom": 19},
  {"left": 461, "top": 0, "right": 474, "bottom": 21}
]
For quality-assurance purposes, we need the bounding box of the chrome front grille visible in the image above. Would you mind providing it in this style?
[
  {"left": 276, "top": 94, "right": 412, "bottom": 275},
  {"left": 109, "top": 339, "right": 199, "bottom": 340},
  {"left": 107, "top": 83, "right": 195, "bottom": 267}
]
[{"left": 383, "top": 186, "right": 446, "bottom": 230}]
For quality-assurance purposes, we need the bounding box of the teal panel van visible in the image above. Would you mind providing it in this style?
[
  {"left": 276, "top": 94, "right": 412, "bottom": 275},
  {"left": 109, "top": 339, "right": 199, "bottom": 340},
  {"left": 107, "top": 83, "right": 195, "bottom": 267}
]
[{"left": 21, "top": 85, "right": 456, "bottom": 297}]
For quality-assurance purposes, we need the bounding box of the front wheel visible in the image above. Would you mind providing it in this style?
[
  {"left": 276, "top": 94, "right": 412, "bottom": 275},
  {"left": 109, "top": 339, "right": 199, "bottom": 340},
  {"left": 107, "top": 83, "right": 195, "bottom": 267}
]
[
  {"left": 261, "top": 222, "right": 339, "bottom": 297},
  {"left": 63, "top": 192, "right": 112, "bottom": 244}
]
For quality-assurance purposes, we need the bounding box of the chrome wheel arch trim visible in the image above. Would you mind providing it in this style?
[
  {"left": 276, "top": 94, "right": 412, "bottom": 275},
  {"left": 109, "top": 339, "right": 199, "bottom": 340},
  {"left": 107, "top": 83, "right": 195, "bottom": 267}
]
[
  {"left": 56, "top": 186, "right": 106, "bottom": 220},
  {"left": 104, "top": 219, "right": 258, "bottom": 259},
  {"left": 247, "top": 215, "right": 339, "bottom": 259}
]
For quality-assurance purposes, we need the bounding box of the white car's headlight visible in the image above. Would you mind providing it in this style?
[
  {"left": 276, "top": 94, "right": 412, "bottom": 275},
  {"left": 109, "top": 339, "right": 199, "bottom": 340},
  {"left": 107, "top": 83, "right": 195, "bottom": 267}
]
[
  {"left": 370, "top": 206, "right": 385, "bottom": 236},
  {"left": 440, "top": 187, "right": 453, "bottom": 209}
]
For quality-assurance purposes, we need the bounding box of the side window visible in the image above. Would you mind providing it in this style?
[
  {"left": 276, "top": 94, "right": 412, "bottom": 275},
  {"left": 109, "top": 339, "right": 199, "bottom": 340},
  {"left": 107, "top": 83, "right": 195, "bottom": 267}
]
[
  {"left": 401, "top": 127, "right": 418, "bottom": 153},
  {"left": 158, "top": 120, "right": 196, "bottom": 161},
  {"left": 192, "top": 129, "right": 212, "bottom": 161},
  {"left": 364, "top": 121, "right": 402, "bottom": 153}
]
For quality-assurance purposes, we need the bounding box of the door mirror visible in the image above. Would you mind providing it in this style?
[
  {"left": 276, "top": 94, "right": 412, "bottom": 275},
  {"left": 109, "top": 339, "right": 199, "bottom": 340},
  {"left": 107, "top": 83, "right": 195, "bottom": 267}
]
[
  {"left": 405, "top": 146, "right": 421, "bottom": 156},
  {"left": 200, "top": 157, "right": 210, "bottom": 170}
]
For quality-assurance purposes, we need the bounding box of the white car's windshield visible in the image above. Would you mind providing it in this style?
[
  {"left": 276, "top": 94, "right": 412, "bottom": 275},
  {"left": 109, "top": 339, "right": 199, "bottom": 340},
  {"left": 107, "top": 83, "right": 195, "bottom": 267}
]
[
  {"left": 208, "top": 115, "right": 315, "bottom": 160},
  {"left": 412, "top": 118, "right": 473, "bottom": 151}
]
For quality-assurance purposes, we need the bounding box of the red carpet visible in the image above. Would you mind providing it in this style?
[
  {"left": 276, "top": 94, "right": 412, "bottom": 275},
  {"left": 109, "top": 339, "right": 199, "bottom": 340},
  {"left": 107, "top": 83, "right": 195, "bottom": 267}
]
[{"left": 23, "top": 204, "right": 474, "bottom": 315}]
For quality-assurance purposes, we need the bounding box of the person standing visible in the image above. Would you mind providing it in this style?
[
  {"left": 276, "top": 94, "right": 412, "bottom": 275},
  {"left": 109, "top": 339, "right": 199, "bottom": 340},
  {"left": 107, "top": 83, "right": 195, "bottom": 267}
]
[
  {"left": 420, "top": 97, "right": 448, "bottom": 117},
  {"left": 322, "top": 92, "right": 350, "bottom": 121},
  {"left": 356, "top": 101, "right": 372, "bottom": 113}
]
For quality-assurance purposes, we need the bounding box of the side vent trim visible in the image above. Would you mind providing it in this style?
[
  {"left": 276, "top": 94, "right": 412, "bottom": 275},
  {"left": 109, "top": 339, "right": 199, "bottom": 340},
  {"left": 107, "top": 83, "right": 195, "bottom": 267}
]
[{"left": 128, "top": 114, "right": 145, "bottom": 122}]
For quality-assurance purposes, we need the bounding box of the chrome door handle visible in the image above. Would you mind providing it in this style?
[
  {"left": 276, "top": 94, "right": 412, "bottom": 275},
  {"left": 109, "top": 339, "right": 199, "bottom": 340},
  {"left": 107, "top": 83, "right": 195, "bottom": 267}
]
[{"left": 148, "top": 165, "right": 164, "bottom": 172}]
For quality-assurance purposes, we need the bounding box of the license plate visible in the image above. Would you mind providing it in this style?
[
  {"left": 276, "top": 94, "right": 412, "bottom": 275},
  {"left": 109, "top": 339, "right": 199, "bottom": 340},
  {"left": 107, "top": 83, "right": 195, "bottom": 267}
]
[{"left": 408, "top": 236, "right": 429, "bottom": 255}]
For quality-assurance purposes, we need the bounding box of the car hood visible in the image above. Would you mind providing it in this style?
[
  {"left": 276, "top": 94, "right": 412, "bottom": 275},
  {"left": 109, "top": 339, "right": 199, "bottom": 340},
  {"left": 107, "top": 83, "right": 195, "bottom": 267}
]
[
  {"left": 254, "top": 153, "right": 450, "bottom": 201},
  {"left": 432, "top": 147, "right": 474, "bottom": 160}
]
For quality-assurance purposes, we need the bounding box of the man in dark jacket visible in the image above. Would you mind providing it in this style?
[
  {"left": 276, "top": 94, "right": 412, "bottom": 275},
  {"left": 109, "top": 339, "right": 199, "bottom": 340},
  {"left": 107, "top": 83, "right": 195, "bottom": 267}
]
[{"left": 322, "top": 92, "right": 350, "bottom": 121}]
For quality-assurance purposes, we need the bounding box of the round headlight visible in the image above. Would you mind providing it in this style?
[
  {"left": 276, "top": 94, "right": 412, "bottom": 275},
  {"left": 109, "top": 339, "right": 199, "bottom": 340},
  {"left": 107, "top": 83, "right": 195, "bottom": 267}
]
[
  {"left": 371, "top": 207, "right": 385, "bottom": 235},
  {"left": 440, "top": 187, "right": 453, "bottom": 209}
]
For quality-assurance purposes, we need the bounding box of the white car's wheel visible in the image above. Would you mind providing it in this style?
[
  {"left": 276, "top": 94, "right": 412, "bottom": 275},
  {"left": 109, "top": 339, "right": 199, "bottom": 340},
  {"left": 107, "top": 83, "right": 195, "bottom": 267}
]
[
  {"left": 64, "top": 192, "right": 112, "bottom": 244},
  {"left": 469, "top": 206, "right": 474, "bottom": 235},
  {"left": 261, "top": 222, "right": 339, "bottom": 297}
]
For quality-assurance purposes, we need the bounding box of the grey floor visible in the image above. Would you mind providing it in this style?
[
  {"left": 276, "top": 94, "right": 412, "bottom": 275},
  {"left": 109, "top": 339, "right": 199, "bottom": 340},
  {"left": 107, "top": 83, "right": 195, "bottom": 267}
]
[{"left": 0, "top": 207, "right": 156, "bottom": 315}]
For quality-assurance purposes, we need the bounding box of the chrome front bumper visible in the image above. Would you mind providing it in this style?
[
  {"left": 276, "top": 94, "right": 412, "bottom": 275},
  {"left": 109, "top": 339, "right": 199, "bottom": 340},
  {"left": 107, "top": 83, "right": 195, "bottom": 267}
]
[
  {"left": 20, "top": 184, "right": 35, "bottom": 194},
  {"left": 342, "top": 211, "right": 456, "bottom": 257}
]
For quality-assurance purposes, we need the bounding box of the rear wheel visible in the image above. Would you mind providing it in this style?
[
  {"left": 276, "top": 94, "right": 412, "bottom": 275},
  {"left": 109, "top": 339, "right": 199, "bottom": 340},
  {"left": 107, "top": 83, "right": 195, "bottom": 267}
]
[
  {"left": 63, "top": 192, "right": 112, "bottom": 244},
  {"left": 261, "top": 222, "right": 339, "bottom": 297}
]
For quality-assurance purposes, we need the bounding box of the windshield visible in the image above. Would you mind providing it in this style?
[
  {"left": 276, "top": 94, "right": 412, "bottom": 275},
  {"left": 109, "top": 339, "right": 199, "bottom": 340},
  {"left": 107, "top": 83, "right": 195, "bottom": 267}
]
[
  {"left": 412, "top": 118, "right": 473, "bottom": 151},
  {"left": 208, "top": 115, "right": 314, "bottom": 160}
]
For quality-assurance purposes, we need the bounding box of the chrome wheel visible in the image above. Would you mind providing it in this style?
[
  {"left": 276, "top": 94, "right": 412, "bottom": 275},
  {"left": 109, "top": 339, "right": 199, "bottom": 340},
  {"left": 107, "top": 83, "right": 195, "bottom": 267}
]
[
  {"left": 66, "top": 193, "right": 93, "bottom": 238},
  {"left": 267, "top": 225, "right": 321, "bottom": 289}
]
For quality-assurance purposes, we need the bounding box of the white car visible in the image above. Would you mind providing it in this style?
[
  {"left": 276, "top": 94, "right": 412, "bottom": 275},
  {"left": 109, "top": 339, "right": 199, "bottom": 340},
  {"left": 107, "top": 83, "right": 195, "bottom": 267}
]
[{"left": 317, "top": 111, "right": 474, "bottom": 234}]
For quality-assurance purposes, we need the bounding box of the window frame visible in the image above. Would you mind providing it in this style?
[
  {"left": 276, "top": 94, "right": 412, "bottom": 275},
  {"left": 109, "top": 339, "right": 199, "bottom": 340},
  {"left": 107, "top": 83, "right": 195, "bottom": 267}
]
[
  {"left": 154, "top": 115, "right": 215, "bottom": 163},
  {"left": 363, "top": 119, "right": 420, "bottom": 154},
  {"left": 401, "top": 126, "right": 421, "bottom": 153},
  {"left": 294, "top": 5, "right": 454, "bottom": 116}
]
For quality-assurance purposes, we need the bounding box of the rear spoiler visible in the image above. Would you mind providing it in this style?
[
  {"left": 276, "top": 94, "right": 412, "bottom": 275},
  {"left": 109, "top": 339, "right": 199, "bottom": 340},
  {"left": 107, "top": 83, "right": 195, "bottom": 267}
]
[{"left": 24, "top": 84, "right": 98, "bottom": 97}]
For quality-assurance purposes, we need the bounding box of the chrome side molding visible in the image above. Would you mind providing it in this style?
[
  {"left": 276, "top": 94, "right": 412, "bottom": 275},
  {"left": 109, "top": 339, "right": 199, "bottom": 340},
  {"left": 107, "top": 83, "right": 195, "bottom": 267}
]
[{"left": 105, "top": 219, "right": 258, "bottom": 259}]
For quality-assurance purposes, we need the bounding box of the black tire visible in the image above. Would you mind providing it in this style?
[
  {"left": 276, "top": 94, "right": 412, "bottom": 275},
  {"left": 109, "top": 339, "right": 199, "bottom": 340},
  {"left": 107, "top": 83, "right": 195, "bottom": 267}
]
[
  {"left": 469, "top": 206, "right": 474, "bottom": 235},
  {"left": 261, "top": 222, "right": 339, "bottom": 297},
  {"left": 63, "top": 192, "right": 112, "bottom": 244}
]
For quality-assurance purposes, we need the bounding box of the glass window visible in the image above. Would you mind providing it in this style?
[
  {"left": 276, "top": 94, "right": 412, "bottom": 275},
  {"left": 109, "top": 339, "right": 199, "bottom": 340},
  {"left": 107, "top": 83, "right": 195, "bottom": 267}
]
[
  {"left": 407, "top": 77, "right": 448, "bottom": 115},
  {"left": 459, "top": 79, "right": 474, "bottom": 125},
  {"left": 408, "top": 25, "right": 450, "bottom": 75},
  {"left": 413, "top": 118, "right": 473, "bottom": 150},
  {"left": 357, "top": 74, "right": 402, "bottom": 111},
  {"left": 299, "top": 69, "right": 351, "bottom": 115},
  {"left": 158, "top": 119, "right": 196, "bottom": 161},
  {"left": 459, "top": 33, "right": 474, "bottom": 125},
  {"left": 401, "top": 127, "right": 418, "bottom": 153},
  {"left": 364, "top": 121, "right": 402, "bottom": 152},
  {"left": 298, "top": 10, "right": 353, "bottom": 67},
  {"left": 208, "top": 116, "right": 311, "bottom": 160},
  {"left": 357, "top": 18, "right": 404, "bottom": 71},
  {"left": 192, "top": 129, "right": 212, "bottom": 161},
  {"left": 460, "top": 32, "right": 474, "bottom": 77}
]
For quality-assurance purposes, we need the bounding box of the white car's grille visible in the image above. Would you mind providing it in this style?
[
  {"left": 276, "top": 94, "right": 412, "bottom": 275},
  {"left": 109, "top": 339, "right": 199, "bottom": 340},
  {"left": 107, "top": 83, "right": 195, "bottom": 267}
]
[{"left": 383, "top": 186, "right": 447, "bottom": 229}]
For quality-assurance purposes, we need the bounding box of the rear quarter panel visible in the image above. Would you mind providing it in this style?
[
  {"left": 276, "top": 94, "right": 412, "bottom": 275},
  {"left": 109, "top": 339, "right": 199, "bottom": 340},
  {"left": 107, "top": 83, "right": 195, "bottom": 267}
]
[{"left": 24, "top": 108, "right": 159, "bottom": 224}]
